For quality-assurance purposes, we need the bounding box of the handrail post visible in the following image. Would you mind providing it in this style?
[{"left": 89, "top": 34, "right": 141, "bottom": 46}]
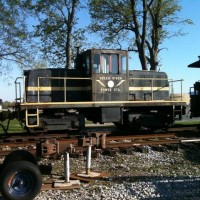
[
  {"left": 151, "top": 78, "right": 153, "bottom": 101},
  {"left": 14, "top": 77, "right": 25, "bottom": 103},
  {"left": 181, "top": 79, "right": 183, "bottom": 101},
  {"left": 64, "top": 78, "right": 67, "bottom": 102},
  {"left": 38, "top": 77, "right": 40, "bottom": 103},
  {"left": 171, "top": 80, "right": 174, "bottom": 100},
  {"left": 23, "top": 76, "right": 26, "bottom": 103}
]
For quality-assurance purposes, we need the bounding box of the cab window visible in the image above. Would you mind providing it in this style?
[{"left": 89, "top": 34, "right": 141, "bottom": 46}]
[
  {"left": 111, "top": 54, "right": 118, "bottom": 74},
  {"left": 121, "top": 55, "right": 127, "bottom": 74},
  {"left": 93, "top": 52, "right": 126, "bottom": 74},
  {"left": 102, "top": 54, "right": 109, "bottom": 74},
  {"left": 93, "top": 54, "right": 100, "bottom": 73},
  {"left": 86, "top": 56, "right": 90, "bottom": 74}
]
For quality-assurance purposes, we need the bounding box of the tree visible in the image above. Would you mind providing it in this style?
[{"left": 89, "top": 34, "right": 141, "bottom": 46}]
[
  {"left": 28, "top": 0, "right": 85, "bottom": 69},
  {"left": 89, "top": 0, "right": 192, "bottom": 71},
  {"left": 0, "top": 0, "right": 34, "bottom": 76}
]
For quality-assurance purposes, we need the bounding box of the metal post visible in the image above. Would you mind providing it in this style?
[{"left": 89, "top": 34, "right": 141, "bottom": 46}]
[
  {"left": 181, "top": 79, "right": 183, "bottom": 101},
  {"left": 171, "top": 80, "right": 174, "bottom": 100},
  {"left": 64, "top": 78, "right": 66, "bottom": 102},
  {"left": 86, "top": 145, "right": 92, "bottom": 175},
  {"left": 38, "top": 77, "right": 40, "bottom": 103},
  {"left": 64, "top": 152, "right": 70, "bottom": 183},
  {"left": 151, "top": 79, "right": 153, "bottom": 101}
]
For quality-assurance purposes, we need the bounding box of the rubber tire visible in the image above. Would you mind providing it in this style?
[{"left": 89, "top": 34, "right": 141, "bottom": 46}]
[
  {"left": 0, "top": 161, "right": 42, "bottom": 200},
  {"left": 3, "top": 150, "right": 37, "bottom": 167}
]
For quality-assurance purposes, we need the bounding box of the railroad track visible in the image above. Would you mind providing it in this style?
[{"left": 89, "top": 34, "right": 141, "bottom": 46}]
[{"left": 0, "top": 125, "right": 199, "bottom": 157}]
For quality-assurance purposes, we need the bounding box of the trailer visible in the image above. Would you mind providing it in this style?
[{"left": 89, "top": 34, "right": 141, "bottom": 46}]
[{"left": 0, "top": 150, "right": 42, "bottom": 200}]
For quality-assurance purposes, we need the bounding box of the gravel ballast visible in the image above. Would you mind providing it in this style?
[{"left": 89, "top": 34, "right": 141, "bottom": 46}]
[{"left": 34, "top": 145, "right": 200, "bottom": 200}]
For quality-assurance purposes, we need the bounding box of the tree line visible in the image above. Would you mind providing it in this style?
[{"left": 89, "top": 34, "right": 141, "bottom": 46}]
[{"left": 0, "top": 0, "right": 192, "bottom": 74}]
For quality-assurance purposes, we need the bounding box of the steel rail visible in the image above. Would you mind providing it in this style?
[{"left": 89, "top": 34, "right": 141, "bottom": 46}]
[{"left": 0, "top": 127, "right": 199, "bottom": 157}]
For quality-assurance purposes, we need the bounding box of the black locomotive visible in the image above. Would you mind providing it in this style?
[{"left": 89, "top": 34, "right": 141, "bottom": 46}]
[
  {"left": 188, "top": 57, "right": 200, "bottom": 118},
  {"left": 14, "top": 48, "right": 186, "bottom": 132}
]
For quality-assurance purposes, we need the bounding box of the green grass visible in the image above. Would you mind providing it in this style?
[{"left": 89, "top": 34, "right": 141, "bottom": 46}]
[
  {"left": 0, "top": 119, "right": 26, "bottom": 134},
  {"left": 175, "top": 120, "right": 200, "bottom": 126},
  {"left": 1, "top": 118, "right": 199, "bottom": 134}
]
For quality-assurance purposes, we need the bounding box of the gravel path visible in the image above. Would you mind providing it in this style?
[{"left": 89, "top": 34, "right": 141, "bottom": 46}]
[{"left": 35, "top": 177, "right": 200, "bottom": 200}]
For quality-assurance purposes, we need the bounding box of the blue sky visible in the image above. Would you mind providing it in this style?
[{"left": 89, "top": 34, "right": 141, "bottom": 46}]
[
  {"left": 161, "top": 0, "right": 200, "bottom": 94},
  {"left": 0, "top": 0, "right": 200, "bottom": 101}
]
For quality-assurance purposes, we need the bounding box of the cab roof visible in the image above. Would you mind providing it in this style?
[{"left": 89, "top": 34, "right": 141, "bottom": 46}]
[{"left": 188, "top": 57, "right": 200, "bottom": 68}]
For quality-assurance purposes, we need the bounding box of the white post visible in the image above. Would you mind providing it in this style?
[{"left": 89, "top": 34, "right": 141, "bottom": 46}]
[
  {"left": 64, "top": 152, "right": 70, "bottom": 183},
  {"left": 86, "top": 145, "right": 92, "bottom": 175}
]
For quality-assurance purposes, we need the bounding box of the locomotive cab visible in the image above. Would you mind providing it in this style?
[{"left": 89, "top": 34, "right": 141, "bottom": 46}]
[
  {"left": 75, "top": 49, "right": 129, "bottom": 124},
  {"left": 76, "top": 49, "right": 129, "bottom": 101}
]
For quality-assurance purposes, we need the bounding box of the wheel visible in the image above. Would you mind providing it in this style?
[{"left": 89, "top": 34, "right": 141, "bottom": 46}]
[
  {"left": 0, "top": 161, "right": 42, "bottom": 200},
  {"left": 3, "top": 150, "right": 37, "bottom": 167}
]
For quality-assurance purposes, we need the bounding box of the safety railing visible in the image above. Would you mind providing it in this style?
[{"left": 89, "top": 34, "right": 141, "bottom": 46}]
[
  {"left": 15, "top": 77, "right": 25, "bottom": 103},
  {"left": 168, "top": 79, "right": 184, "bottom": 101},
  {"left": 129, "top": 77, "right": 184, "bottom": 101},
  {"left": 15, "top": 76, "right": 184, "bottom": 103},
  {"left": 30, "top": 76, "right": 92, "bottom": 103}
]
